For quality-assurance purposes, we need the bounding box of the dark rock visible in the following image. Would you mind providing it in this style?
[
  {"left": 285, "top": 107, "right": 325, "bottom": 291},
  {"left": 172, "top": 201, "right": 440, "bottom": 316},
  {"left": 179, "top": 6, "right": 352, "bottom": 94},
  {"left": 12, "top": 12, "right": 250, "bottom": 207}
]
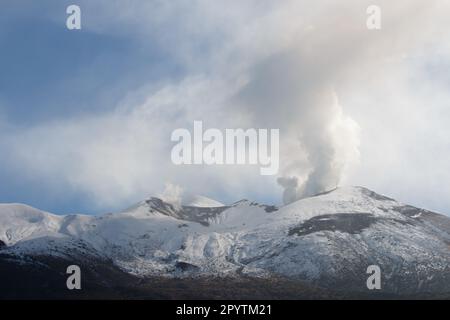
[
  {"left": 288, "top": 213, "right": 379, "bottom": 236},
  {"left": 175, "top": 261, "right": 200, "bottom": 272},
  {"left": 263, "top": 205, "right": 278, "bottom": 213},
  {"left": 359, "top": 187, "right": 395, "bottom": 201}
]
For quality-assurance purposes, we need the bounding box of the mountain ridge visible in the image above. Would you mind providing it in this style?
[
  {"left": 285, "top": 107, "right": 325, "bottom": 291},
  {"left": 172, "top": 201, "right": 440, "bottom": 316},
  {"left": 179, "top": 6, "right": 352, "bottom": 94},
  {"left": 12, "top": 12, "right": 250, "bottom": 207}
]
[{"left": 0, "top": 186, "right": 449, "bottom": 298}]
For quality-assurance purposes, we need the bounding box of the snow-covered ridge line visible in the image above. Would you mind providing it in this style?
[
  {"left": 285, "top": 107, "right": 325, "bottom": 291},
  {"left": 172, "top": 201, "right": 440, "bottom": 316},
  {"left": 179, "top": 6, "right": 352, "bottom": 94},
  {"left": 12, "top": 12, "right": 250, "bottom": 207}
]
[
  {"left": 0, "top": 186, "right": 444, "bottom": 246},
  {"left": 0, "top": 186, "right": 449, "bottom": 295}
]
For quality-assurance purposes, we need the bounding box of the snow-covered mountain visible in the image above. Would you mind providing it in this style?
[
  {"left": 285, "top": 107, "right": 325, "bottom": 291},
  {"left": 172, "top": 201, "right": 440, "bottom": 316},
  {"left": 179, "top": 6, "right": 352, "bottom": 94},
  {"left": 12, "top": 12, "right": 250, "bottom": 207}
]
[{"left": 0, "top": 186, "right": 449, "bottom": 299}]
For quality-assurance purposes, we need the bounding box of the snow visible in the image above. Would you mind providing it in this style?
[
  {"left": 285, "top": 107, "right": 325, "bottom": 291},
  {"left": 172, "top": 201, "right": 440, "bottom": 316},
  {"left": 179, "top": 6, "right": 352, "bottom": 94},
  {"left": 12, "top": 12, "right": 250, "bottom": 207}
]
[
  {"left": 0, "top": 203, "right": 63, "bottom": 245},
  {"left": 0, "top": 186, "right": 449, "bottom": 286},
  {"left": 182, "top": 195, "right": 225, "bottom": 208}
]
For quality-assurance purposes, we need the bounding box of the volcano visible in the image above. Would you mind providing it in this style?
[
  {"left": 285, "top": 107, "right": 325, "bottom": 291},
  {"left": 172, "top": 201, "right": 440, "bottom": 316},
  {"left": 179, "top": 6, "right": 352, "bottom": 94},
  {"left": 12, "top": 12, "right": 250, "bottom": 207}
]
[{"left": 0, "top": 186, "right": 449, "bottom": 299}]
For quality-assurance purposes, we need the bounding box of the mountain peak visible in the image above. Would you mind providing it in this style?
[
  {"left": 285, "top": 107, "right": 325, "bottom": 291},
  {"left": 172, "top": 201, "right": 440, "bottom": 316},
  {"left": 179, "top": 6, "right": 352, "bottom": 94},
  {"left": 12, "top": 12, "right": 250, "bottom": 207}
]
[
  {"left": 302, "top": 186, "right": 397, "bottom": 203},
  {"left": 0, "top": 185, "right": 449, "bottom": 298}
]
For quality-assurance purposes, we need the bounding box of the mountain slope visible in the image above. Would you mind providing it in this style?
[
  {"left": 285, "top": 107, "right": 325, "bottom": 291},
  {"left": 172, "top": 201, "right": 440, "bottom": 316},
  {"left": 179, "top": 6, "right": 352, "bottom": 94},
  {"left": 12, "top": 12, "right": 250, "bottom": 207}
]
[{"left": 0, "top": 187, "right": 449, "bottom": 298}]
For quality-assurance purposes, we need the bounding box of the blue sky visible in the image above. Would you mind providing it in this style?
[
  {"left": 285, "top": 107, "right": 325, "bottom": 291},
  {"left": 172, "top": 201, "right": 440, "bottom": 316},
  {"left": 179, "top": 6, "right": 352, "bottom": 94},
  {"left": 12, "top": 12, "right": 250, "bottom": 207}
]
[
  {"left": 1, "top": 1, "right": 449, "bottom": 215},
  {"left": 0, "top": 2, "right": 182, "bottom": 126},
  {"left": 0, "top": 1, "right": 184, "bottom": 213}
]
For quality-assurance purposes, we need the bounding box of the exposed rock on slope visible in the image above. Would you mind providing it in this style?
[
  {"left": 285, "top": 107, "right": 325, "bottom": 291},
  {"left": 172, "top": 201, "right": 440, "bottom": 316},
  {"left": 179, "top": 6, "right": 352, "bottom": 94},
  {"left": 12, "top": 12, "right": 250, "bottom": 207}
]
[{"left": 0, "top": 187, "right": 449, "bottom": 298}]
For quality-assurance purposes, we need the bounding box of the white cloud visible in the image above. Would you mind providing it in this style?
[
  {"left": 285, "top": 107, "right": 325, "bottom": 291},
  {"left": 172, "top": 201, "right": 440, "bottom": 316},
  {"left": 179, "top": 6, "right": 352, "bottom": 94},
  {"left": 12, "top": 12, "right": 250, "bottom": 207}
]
[{"left": 2, "top": 0, "right": 450, "bottom": 213}]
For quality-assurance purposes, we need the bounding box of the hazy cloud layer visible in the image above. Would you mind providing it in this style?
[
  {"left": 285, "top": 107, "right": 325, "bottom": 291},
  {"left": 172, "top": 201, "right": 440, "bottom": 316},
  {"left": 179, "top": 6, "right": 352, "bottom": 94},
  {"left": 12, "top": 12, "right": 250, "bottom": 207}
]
[{"left": 1, "top": 0, "right": 450, "bottom": 213}]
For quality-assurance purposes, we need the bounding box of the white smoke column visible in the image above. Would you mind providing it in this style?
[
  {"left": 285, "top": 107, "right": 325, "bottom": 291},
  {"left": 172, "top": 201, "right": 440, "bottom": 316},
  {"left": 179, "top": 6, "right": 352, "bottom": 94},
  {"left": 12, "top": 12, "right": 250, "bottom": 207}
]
[
  {"left": 276, "top": 90, "right": 360, "bottom": 203},
  {"left": 234, "top": 48, "right": 360, "bottom": 204},
  {"left": 158, "top": 183, "right": 183, "bottom": 209},
  {"left": 293, "top": 91, "right": 360, "bottom": 200}
]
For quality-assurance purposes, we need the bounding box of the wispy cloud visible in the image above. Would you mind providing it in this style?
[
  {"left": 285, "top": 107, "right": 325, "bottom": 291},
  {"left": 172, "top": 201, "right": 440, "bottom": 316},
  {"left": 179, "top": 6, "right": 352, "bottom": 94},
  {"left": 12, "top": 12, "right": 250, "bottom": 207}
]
[{"left": 1, "top": 0, "right": 450, "bottom": 214}]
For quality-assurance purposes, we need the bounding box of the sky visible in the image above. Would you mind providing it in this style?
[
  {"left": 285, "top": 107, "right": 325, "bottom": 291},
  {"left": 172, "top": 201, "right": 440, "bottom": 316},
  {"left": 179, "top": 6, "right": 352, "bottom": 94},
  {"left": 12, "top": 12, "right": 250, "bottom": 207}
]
[{"left": 0, "top": 0, "right": 449, "bottom": 215}]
